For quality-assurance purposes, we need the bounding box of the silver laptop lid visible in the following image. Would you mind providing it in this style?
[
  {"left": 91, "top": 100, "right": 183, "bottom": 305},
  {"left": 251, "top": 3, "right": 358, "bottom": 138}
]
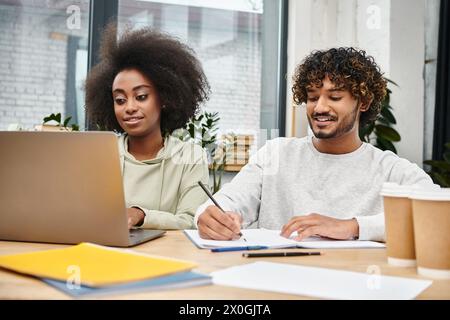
[{"left": 0, "top": 131, "right": 131, "bottom": 246}]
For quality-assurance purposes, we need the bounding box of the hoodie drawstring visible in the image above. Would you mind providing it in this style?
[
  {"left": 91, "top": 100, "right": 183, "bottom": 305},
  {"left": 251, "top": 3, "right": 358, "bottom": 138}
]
[{"left": 157, "top": 159, "right": 165, "bottom": 211}]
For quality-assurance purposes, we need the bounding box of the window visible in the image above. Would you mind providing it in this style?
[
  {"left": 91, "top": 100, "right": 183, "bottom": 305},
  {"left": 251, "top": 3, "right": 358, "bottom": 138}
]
[
  {"left": 1, "top": 0, "right": 287, "bottom": 149},
  {"left": 117, "top": 0, "right": 264, "bottom": 140},
  {"left": 0, "top": 0, "right": 90, "bottom": 130}
]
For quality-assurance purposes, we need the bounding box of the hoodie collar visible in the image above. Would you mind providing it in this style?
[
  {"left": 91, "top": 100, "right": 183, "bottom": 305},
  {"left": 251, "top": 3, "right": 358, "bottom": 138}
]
[{"left": 119, "top": 134, "right": 184, "bottom": 165}]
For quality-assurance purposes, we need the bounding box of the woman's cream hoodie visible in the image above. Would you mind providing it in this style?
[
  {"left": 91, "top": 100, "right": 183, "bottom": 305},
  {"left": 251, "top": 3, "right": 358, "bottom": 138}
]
[{"left": 118, "top": 134, "right": 209, "bottom": 229}]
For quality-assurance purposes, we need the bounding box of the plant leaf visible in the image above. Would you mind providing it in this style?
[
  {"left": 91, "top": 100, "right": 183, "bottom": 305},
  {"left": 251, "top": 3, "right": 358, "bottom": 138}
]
[
  {"left": 429, "top": 172, "right": 450, "bottom": 187},
  {"left": 188, "top": 123, "right": 195, "bottom": 138},
  {"left": 423, "top": 160, "right": 450, "bottom": 171},
  {"left": 376, "top": 116, "right": 391, "bottom": 126},
  {"left": 63, "top": 116, "right": 72, "bottom": 128},
  {"left": 444, "top": 152, "right": 450, "bottom": 163},
  {"left": 376, "top": 137, "right": 397, "bottom": 153},
  {"left": 385, "top": 78, "right": 399, "bottom": 87},
  {"left": 375, "top": 124, "right": 401, "bottom": 142},
  {"left": 359, "top": 122, "right": 374, "bottom": 142},
  {"left": 43, "top": 113, "right": 59, "bottom": 124},
  {"left": 381, "top": 93, "right": 390, "bottom": 107},
  {"left": 424, "top": 160, "right": 450, "bottom": 171},
  {"left": 380, "top": 107, "right": 396, "bottom": 124}
]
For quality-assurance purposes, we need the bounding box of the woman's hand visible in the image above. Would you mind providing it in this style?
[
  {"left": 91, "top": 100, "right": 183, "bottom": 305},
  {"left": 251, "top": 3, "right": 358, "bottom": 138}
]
[{"left": 127, "top": 207, "right": 145, "bottom": 229}]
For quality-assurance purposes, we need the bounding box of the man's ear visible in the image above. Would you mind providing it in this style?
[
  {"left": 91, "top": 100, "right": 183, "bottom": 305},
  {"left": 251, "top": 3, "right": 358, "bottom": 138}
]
[{"left": 359, "top": 99, "right": 372, "bottom": 112}]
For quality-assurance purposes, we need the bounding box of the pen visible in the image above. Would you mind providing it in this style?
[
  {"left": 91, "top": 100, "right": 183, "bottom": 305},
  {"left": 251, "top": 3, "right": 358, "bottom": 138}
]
[
  {"left": 211, "top": 246, "right": 268, "bottom": 253},
  {"left": 242, "top": 251, "right": 321, "bottom": 258},
  {"left": 197, "top": 181, "right": 244, "bottom": 239}
]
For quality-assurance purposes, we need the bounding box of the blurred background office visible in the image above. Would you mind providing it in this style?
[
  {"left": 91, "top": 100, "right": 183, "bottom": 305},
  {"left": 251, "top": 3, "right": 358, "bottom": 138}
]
[{"left": 0, "top": 0, "right": 448, "bottom": 174}]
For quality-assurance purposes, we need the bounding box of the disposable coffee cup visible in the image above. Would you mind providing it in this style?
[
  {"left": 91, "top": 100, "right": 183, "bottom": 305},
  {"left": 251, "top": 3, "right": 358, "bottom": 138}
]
[
  {"left": 380, "top": 183, "right": 416, "bottom": 267},
  {"left": 410, "top": 188, "right": 450, "bottom": 279}
]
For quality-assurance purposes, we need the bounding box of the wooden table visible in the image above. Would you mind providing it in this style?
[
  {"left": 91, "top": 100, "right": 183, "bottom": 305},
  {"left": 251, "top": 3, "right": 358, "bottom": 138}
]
[{"left": 0, "top": 231, "right": 449, "bottom": 299}]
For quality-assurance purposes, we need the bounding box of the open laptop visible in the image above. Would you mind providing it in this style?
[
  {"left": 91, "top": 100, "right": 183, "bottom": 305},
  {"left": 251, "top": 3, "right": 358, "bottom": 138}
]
[{"left": 0, "top": 131, "right": 165, "bottom": 247}]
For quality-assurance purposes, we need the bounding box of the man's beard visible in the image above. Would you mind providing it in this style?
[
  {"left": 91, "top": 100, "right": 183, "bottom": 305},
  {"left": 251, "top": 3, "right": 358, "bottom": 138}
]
[{"left": 308, "top": 105, "right": 359, "bottom": 139}]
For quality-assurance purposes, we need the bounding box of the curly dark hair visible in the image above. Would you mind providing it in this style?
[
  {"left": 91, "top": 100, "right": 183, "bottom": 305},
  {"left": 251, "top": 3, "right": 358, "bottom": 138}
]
[
  {"left": 292, "top": 47, "right": 387, "bottom": 127},
  {"left": 85, "top": 23, "right": 210, "bottom": 135}
]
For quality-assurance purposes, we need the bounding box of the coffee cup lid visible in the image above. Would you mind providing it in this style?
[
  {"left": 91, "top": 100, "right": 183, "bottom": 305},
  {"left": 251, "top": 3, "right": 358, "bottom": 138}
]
[
  {"left": 409, "top": 188, "right": 450, "bottom": 201},
  {"left": 380, "top": 182, "right": 413, "bottom": 197}
]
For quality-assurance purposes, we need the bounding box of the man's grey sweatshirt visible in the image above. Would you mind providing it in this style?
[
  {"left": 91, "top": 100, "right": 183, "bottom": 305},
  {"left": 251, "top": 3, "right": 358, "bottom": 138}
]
[{"left": 195, "top": 136, "right": 435, "bottom": 241}]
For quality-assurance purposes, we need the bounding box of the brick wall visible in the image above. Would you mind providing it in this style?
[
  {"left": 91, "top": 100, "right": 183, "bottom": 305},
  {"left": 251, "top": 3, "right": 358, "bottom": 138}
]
[
  {"left": 0, "top": 5, "right": 69, "bottom": 130},
  {"left": 1, "top": 3, "right": 261, "bottom": 135},
  {"left": 199, "top": 31, "right": 261, "bottom": 134}
]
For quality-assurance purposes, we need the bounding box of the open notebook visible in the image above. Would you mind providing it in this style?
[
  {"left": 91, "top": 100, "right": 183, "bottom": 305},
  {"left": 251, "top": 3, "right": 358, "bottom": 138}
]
[{"left": 184, "top": 229, "right": 385, "bottom": 249}]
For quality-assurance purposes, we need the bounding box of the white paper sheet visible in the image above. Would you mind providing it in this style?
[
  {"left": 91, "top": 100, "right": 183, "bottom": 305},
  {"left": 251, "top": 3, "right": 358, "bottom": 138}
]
[
  {"left": 184, "top": 229, "right": 385, "bottom": 249},
  {"left": 211, "top": 262, "right": 432, "bottom": 300}
]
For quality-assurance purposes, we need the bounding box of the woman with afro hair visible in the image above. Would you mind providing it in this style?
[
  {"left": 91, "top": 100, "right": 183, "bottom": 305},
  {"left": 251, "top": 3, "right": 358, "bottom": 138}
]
[{"left": 85, "top": 24, "right": 210, "bottom": 230}]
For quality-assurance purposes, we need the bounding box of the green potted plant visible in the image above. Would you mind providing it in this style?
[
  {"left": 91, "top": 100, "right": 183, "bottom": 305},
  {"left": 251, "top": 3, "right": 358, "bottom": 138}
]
[
  {"left": 359, "top": 78, "right": 401, "bottom": 154},
  {"left": 424, "top": 142, "right": 450, "bottom": 187},
  {"left": 174, "top": 111, "right": 229, "bottom": 193},
  {"left": 39, "top": 113, "right": 79, "bottom": 131}
]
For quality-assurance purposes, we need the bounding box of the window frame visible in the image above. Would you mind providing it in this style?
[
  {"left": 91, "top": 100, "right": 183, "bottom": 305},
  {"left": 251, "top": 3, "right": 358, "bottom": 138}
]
[{"left": 86, "top": 0, "right": 288, "bottom": 135}]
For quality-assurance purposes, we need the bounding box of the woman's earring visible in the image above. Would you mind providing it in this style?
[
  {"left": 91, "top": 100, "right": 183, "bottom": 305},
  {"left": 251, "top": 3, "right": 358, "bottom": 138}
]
[{"left": 161, "top": 105, "right": 166, "bottom": 110}]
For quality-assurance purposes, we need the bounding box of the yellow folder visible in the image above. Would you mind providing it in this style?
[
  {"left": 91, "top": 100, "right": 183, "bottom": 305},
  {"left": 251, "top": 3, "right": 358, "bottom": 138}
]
[{"left": 0, "top": 243, "right": 197, "bottom": 287}]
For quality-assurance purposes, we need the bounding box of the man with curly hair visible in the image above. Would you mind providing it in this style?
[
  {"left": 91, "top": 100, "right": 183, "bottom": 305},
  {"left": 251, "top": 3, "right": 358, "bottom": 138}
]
[
  {"left": 85, "top": 24, "right": 210, "bottom": 230},
  {"left": 195, "top": 47, "right": 435, "bottom": 242}
]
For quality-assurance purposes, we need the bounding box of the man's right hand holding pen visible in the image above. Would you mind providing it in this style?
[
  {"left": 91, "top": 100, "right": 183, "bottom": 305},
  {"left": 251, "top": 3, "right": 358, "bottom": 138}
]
[{"left": 197, "top": 205, "right": 243, "bottom": 240}]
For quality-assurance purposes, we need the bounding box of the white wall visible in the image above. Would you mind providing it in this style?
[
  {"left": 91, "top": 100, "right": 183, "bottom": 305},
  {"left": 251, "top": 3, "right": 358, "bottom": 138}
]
[
  {"left": 389, "top": 0, "right": 425, "bottom": 166},
  {"left": 286, "top": 0, "right": 428, "bottom": 167},
  {"left": 285, "top": 0, "right": 312, "bottom": 138}
]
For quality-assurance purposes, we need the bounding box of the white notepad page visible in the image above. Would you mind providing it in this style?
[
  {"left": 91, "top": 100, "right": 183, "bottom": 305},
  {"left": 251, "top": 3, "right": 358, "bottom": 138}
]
[
  {"left": 212, "top": 262, "right": 432, "bottom": 300},
  {"left": 184, "top": 229, "right": 385, "bottom": 249},
  {"left": 264, "top": 230, "right": 385, "bottom": 249},
  {"left": 184, "top": 229, "right": 298, "bottom": 249}
]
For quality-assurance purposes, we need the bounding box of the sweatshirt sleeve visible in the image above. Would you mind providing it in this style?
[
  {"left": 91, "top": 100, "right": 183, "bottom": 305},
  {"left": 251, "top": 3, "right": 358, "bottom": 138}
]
[
  {"left": 195, "top": 143, "right": 268, "bottom": 228},
  {"left": 136, "top": 146, "right": 210, "bottom": 230},
  {"left": 356, "top": 155, "right": 438, "bottom": 242},
  {"left": 388, "top": 157, "right": 436, "bottom": 187},
  {"left": 355, "top": 213, "right": 385, "bottom": 241}
]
